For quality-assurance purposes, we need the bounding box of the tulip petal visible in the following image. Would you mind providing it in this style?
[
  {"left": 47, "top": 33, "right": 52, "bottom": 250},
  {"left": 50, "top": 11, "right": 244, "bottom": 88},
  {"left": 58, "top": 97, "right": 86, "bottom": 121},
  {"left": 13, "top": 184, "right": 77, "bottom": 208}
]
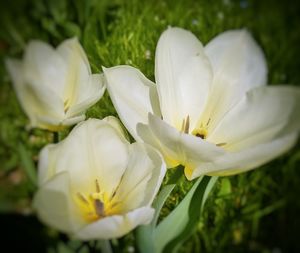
[
  {"left": 112, "top": 143, "right": 166, "bottom": 212},
  {"left": 137, "top": 123, "right": 180, "bottom": 168},
  {"left": 66, "top": 74, "right": 106, "bottom": 118},
  {"left": 57, "top": 38, "right": 92, "bottom": 107},
  {"left": 138, "top": 114, "right": 225, "bottom": 177},
  {"left": 102, "top": 116, "right": 129, "bottom": 140},
  {"left": 155, "top": 27, "right": 212, "bottom": 129},
  {"left": 33, "top": 172, "right": 84, "bottom": 234},
  {"left": 74, "top": 206, "right": 154, "bottom": 240},
  {"left": 6, "top": 58, "right": 65, "bottom": 127},
  {"left": 23, "top": 40, "right": 68, "bottom": 99},
  {"left": 191, "top": 132, "right": 298, "bottom": 178},
  {"left": 38, "top": 119, "right": 129, "bottom": 195},
  {"left": 104, "top": 65, "right": 160, "bottom": 141},
  {"left": 208, "top": 86, "right": 300, "bottom": 150},
  {"left": 202, "top": 30, "right": 267, "bottom": 130}
]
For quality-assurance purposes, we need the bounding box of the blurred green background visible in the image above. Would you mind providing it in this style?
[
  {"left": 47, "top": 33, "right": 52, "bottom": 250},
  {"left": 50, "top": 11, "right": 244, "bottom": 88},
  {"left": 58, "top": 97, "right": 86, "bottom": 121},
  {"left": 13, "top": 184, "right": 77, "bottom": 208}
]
[{"left": 0, "top": 0, "right": 300, "bottom": 252}]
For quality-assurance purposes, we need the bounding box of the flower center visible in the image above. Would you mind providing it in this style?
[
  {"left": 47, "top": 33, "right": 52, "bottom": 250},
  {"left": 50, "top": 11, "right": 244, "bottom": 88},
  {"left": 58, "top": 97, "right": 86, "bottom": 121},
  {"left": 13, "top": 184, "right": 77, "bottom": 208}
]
[
  {"left": 192, "top": 127, "right": 208, "bottom": 139},
  {"left": 75, "top": 179, "right": 120, "bottom": 222}
]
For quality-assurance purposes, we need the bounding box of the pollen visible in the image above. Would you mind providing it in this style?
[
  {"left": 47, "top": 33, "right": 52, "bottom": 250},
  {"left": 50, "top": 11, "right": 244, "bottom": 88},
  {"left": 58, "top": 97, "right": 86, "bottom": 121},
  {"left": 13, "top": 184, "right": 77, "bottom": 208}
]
[{"left": 75, "top": 179, "right": 122, "bottom": 222}]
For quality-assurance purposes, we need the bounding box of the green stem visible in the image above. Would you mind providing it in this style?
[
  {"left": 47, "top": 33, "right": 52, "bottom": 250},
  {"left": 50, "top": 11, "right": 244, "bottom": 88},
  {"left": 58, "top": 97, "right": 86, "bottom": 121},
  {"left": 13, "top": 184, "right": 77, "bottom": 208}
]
[
  {"left": 99, "top": 240, "right": 113, "bottom": 253},
  {"left": 53, "top": 132, "right": 59, "bottom": 143},
  {"left": 166, "top": 165, "right": 184, "bottom": 184}
]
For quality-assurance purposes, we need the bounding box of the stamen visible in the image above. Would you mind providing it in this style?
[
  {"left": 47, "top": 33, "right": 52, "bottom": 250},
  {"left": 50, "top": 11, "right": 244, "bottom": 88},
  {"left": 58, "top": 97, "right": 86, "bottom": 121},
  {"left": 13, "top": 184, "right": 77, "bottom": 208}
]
[
  {"left": 63, "top": 99, "right": 69, "bottom": 113},
  {"left": 77, "top": 192, "right": 89, "bottom": 205},
  {"left": 95, "top": 179, "right": 100, "bottom": 193},
  {"left": 206, "top": 118, "right": 211, "bottom": 126},
  {"left": 184, "top": 115, "right": 190, "bottom": 134},
  {"left": 109, "top": 173, "right": 125, "bottom": 201},
  {"left": 181, "top": 118, "right": 186, "bottom": 132},
  {"left": 216, "top": 142, "right": 227, "bottom": 147}
]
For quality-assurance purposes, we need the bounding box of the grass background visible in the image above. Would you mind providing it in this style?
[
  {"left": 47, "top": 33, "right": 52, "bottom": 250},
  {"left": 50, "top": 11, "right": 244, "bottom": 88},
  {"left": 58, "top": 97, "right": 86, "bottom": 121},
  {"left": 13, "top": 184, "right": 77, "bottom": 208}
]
[{"left": 0, "top": 0, "right": 300, "bottom": 252}]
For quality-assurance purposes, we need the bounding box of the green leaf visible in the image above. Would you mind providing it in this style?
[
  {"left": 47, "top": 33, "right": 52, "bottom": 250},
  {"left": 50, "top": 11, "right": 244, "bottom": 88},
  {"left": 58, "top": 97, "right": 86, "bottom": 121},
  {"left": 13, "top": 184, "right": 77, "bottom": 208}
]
[
  {"left": 154, "top": 176, "right": 218, "bottom": 253},
  {"left": 136, "top": 184, "right": 176, "bottom": 253},
  {"left": 17, "top": 142, "right": 37, "bottom": 187}
]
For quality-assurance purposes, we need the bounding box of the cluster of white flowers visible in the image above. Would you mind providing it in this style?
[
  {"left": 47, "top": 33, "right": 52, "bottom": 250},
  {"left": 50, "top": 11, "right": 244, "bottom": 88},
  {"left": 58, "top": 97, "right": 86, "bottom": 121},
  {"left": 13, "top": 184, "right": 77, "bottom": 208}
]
[{"left": 6, "top": 27, "right": 300, "bottom": 240}]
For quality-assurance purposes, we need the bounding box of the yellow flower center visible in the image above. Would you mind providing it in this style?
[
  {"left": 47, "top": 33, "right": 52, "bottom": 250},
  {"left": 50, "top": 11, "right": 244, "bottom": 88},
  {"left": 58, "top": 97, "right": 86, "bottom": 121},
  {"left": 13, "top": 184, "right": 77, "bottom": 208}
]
[
  {"left": 75, "top": 179, "right": 120, "bottom": 222},
  {"left": 180, "top": 116, "right": 227, "bottom": 147}
]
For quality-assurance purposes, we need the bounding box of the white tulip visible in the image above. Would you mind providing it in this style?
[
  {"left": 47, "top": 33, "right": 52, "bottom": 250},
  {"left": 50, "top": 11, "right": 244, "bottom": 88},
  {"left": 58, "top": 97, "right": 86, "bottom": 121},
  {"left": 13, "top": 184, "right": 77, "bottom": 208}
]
[
  {"left": 33, "top": 117, "right": 166, "bottom": 240},
  {"left": 5, "top": 38, "right": 105, "bottom": 131},
  {"left": 104, "top": 27, "right": 300, "bottom": 180}
]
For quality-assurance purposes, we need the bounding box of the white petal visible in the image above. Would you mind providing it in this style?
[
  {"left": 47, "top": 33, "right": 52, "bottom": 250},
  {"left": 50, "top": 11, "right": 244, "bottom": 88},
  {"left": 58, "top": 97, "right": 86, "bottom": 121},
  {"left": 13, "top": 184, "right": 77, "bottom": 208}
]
[
  {"left": 5, "top": 59, "right": 32, "bottom": 118},
  {"left": 23, "top": 40, "right": 67, "bottom": 99},
  {"left": 33, "top": 172, "right": 85, "bottom": 234},
  {"left": 137, "top": 123, "right": 180, "bottom": 168},
  {"left": 104, "top": 65, "right": 160, "bottom": 141},
  {"left": 38, "top": 119, "right": 129, "bottom": 195},
  {"left": 138, "top": 114, "right": 225, "bottom": 179},
  {"left": 74, "top": 207, "right": 154, "bottom": 240},
  {"left": 66, "top": 74, "right": 106, "bottom": 118},
  {"left": 202, "top": 30, "right": 267, "bottom": 130},
  {"left": 6, "top": 58, "right": 65, "bottom": 128},
  {"left": 56, "top": 38, "right": 92, "bottom": 107},
  {"left": 61, "top": 115, "right": 86, "bottom": 126},
  {"left": 38, "top": 144, "right": 57, "bottom": 185},
  {"left": 102, "top": 116, "right": 129, "bottom": 140},
  {"left": 191, "top": 133, "right": 298, "bottom": 178},
  {"left": 155, "top": 27, "right": 212, "bottom": 129},
  {"left": 208, "top": 86, "right": 300, "bottom": 150},
  {"left": 112, "top": 142, "right": 166, "bottom": 212}
]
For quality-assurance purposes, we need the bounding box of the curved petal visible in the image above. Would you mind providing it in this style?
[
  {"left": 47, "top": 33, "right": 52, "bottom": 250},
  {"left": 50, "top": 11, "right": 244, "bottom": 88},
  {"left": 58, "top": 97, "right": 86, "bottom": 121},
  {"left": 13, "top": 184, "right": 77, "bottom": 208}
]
[
  {"left": 5, "top": 58, "right": 65, "bottom": 128},
  {"left": 137, "top": 123, "right": 180, "bottom": 168},
  {"left": 208, "top": 86, "right": 300, "bottom": 150},
  {"left": 102, "top": 116, "right": 130, "bottom": 141},
  {"left": 5, "top": 59, "right": 32, "bottom": 119},
  {"left": 155, "top": 27, "right": 212, "bottom": 129},
  {"left": 138, "top": 114, "right": 225, "bottom": 179},
  {"left": 39, "top": 119, "right": 129, "bottom": 195},
  {"left": 112, "top": 142, "right": 166, "bottom": 213},
  {"left": 61, "top": 115, "right": 86, "bottom": 127},
  {"left": 66, "top": 74, "right": 106, "bottom": 118},
  {"left": 38, "top": 144, "right": 57, "bottom": 185},
  {"left": 74, "top": 207, "right": 154, "bottom": 240},
  {"left": 191, "top": 132, "right": 298, "bottom": 179},
  {"left": 202, "top": 30, "right": 267, "bottom": 130},
  {"left": 104, "top": 65, "right": 160, "bottom": 141},
  {"left": 23, "top": 40, "right": 67, "bottom": 99},
  {"left": 33, "top": 172, "right": 85, "bottom": 234},
  {"left": 56, "top": 38, "right": 92, "bottom": 108}
]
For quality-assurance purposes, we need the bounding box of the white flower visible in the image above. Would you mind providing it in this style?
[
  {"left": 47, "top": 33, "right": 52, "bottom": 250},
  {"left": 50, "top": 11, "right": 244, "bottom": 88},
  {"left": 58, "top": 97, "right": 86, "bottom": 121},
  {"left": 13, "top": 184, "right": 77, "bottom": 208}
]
[
  {"left": 33, "top": 117, "right": 166, "bottom": 240},
  {"left": 103, "top": 27, "right": 300, "bottom": 180},
  {"left": 5, "top": 38, "right": 105, "bottom": 131}
]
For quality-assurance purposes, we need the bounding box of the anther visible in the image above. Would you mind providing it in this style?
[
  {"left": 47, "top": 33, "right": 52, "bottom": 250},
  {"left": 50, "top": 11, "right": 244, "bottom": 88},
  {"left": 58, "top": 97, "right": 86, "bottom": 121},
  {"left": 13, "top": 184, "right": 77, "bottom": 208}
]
[
  {"left": 95, "top": 179, "right": 100, "bottom": 193},
  {"left": 216, "top": 142, "right": 227, "bottom": 147},
  {"left": 64, "top": 100, "right": 69, "bottom": 113},
  {"left": 196, "top": 133, "right": 205, "bottom": 139},
  {"left": 206, "top": 118, "right": 211, "bottom": 126},
  {"left": 184, "top": 115, "right": 190, "bottom": 134},
  {"left": 77, "top": 192, "right": 89, "bottom": 205},
  {"left": 181, "top": 118, "right": 186, "bottom": 132}
]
